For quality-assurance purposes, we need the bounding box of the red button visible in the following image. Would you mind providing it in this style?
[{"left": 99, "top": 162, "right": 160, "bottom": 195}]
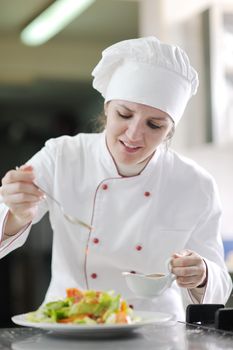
[
  {"left": 102, "top": 184, "right": 108, "bottom": 190},
  {"left": 93, "top": 238, "right": 99, "bottom": 244},
  {"left": 91, "top": 273, "right": 97, "bottom": 279},
  {"left": 136, "top": 245, "right": 142, "bottom": 251},
  {"left": 144, "top": 191, "right": 150, "bottom": 197}
]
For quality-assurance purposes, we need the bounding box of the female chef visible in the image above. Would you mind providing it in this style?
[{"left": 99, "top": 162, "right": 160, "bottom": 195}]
[{"left": 0, "top": 37, "right": 232, "bottom": 320}]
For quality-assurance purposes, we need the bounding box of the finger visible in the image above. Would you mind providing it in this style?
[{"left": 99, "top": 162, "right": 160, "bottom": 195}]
[
  {"left": 174, "top": 272, "right": 204, "bottom": 286},
  {"left": 11, "top": 204, "right": 39, "bottom": 222},
  {"left": 172, "top": 255, "right": 202, "bottom": 268},
  {"left": 5, "top": 202, "right": 40, "bottom": 219},
  {"left": 18, "top": 164, "right": 33, "bottom": 171},
  {"left": 172, "top": 266, "right": 199, "bottom": 277},
  {"left": 173, "top": 266, "right": 205, "bottom": 289},
  {"left": 2, "top": 181, "right": 45, "bottom": 204},
  {"left": 171, "top": 250, "right": 193, "bottom": 267},
  {"left": 2, "top": 182, "right": 43, "bottom": 198},
  {"left": 176, "top": 280, "right": 199, "bottom": 289},
  {"left": 172, "top": 250, "right": 193, "bottom": 260},
  {"left": 2, "top": 169, "right": 35, "bottom": 185},
  {"left": 176, "top": 275, "right": 202, "bottom": 285},
  {"left": 4, "top": 192, "right": 43, "bottom": 205},
  {"left": 176, "top": 274, "right": 205, "bottom": 289},
  {"left": 9, "top": 201, "right": 39, "bottom": 213}
]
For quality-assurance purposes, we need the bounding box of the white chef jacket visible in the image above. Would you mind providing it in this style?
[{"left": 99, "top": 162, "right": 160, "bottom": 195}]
[{"left": 0, "top": 132, "right": 232, "bottom": 321}]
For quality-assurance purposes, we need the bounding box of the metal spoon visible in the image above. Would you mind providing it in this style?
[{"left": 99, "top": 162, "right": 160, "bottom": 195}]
[
  {"left": 15, "top": 167, "right": 93, "bottom": 230},
  {"left": 36, "top": 184, "right": 93, "bottom": 230}
]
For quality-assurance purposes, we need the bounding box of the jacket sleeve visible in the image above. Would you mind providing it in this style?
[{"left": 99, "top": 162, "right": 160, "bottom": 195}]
[
  {"left": 0, "top": 137, "right": 59, "bottom": 259},
  {"left": 0, "top": 201, "right": 49, "bottom": 259},
  {"left": 181, "top": 178, "right": 232, "bottom": 309},
  {"left": 0, "top": 204, "right": 32, "bottom": 258}
]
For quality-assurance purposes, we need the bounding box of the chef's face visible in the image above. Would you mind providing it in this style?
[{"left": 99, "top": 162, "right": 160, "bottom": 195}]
[{"left": 105, "top": 100, "right": 174, "bottom": 166}]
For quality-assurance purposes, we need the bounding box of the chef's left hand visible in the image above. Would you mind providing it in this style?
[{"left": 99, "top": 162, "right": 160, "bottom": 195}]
[{"left": 171, "top": 249, "right": 207, "bottom": 289}]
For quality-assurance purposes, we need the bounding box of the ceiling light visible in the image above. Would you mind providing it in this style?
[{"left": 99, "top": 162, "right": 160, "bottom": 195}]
[{"left": 20, "top": 0, "right": 95, "bottom": 46}]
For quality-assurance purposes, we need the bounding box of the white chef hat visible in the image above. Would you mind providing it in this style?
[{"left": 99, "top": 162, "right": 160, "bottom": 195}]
[{"left": 92, "top": 36, "right": 199, "bottom": 125}]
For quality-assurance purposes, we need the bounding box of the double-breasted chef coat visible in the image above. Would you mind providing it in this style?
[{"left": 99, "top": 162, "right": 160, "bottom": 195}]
[{"left": 0, "top": 132, "right": 232, "bottom": 320}]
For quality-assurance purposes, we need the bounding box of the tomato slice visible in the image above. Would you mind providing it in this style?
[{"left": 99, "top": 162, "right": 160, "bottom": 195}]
[{"left": 66, "top": 288, "right": 83, "bottom": 303}]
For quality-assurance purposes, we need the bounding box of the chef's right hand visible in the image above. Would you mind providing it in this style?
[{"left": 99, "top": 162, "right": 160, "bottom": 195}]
[{"left": 0, "top": 164, "right": 44, "bottom": 227}]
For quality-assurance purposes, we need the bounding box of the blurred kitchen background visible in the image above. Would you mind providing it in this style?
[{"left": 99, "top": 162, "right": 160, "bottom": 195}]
[{"left": 0, "top": 0, "right": 233, "bottom": 326}]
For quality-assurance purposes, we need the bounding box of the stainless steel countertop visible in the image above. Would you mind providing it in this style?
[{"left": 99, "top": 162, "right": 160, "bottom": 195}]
[{"left": 0, "top": 323, "right": 233, "bottom": 350}]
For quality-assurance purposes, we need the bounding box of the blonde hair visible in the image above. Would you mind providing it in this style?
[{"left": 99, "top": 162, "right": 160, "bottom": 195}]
[{"left": 93, "top": 110, "right": 106, "bottom": 132}]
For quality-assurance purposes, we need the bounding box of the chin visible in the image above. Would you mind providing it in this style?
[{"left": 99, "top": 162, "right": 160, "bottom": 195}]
[
  {"left": 112, "top": 148, "right": 146, "bottom": 166},
  {"left": 116, "top": 156, "right": 140, "bottom": 166}
]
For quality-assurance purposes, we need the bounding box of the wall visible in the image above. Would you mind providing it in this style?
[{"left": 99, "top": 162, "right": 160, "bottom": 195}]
[{"left": 138, "top": 0, "right": 233, "bottom": 252}]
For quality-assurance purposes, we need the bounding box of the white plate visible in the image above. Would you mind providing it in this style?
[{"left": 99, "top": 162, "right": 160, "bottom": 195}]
[{"left": 12, "top": 311, "right": 174, "bottom": 336}]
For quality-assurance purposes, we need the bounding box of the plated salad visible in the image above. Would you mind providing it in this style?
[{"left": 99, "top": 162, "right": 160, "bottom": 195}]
[{"left": 27, "top": 288, "right": 137, "bottom": 325}]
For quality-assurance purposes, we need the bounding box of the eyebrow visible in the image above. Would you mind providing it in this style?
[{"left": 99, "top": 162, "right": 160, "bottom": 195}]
[{"left": 118, "top": 104, "right": 170, "bottom": 122}]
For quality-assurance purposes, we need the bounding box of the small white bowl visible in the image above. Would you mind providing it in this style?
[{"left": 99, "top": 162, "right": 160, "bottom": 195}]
[{"left": 122, "top": 271, "right": 176, "bottom": 297}]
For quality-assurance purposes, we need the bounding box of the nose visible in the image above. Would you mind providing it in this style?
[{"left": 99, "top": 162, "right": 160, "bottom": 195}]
[{"left": 126, "top": 118, "right": 144, "bottom": 142}]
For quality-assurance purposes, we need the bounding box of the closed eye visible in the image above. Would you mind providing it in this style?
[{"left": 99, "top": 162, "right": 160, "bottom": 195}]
[
  {"left": 118, "top": 112, "right": 132, "bottom": 119},
  {"left": 147, "top": 121, "right": 161, "bottom": 129}
]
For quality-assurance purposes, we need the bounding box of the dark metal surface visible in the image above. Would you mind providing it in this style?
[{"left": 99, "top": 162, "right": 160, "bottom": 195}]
[
  {"left": 0, "top": 323, "right": 233, "bottom": 350},
  {"left": 186, "top": 304, "right": 233, "bottom": 333}
]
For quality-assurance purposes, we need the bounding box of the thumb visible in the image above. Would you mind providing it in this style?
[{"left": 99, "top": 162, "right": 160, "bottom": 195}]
[
  {"left": 17, "top": 164, "right": 34, "bottom": 172},
  {"left": 172, "top": 249, "right": 193, "bottom": 258}
]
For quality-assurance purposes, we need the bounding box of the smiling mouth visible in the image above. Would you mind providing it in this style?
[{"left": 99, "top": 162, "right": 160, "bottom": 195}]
[{"left": 120, "top": 140, "right": 142, "bottom": 153}]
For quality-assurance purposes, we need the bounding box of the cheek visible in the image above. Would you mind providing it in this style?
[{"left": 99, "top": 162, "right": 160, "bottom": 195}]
[
  {"left": 106, "top": 117, "right": 124, "bottom": 137},
  {"left": 106, "top": 119, "right": 119, "bottom": 144},
  {"left": 146, "top": 132, "right": 166, "bottom": 150},
  {"left": 148, "top": 132, "right": 162, "bottom": 143}
]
